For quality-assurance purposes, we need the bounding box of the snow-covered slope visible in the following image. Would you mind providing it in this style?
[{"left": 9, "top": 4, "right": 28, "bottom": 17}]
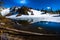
[
  {"left": 5, "top": 9, "right": 60, "bottom": 23},
  {"left": 30, "top": 9, "right": 44, "bottom": 15},
  {"left": 0, "top": 8, "right": 10, "bottom": 16}
]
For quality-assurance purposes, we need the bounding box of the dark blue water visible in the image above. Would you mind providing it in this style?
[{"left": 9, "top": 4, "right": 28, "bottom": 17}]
[
  {"left": 32, "top": 21, "right": 60, "bottom": 33},
  {"left": 12, "top": 19, "right": 60, "bottom": 33}
]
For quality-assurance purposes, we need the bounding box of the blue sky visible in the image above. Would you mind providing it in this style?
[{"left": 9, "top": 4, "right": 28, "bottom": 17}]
[{"left": 0, "top": 0, "right": 60, "bottom": 10}]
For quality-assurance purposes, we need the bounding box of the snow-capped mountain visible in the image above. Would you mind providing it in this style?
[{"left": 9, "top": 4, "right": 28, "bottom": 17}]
[
  {"left": 7, "top": 10, "right": 60, "bottom": 23},
  {"left": 0, "top": 6, "right": 60, "bottom": 23}
]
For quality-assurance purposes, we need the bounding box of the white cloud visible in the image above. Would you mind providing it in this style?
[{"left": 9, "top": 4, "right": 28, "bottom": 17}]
[
  {"left": 20, "top": 0, "right": 26, "bottom": 4},
  {"left": 47, "top": 7, "right": 51, "bottom": 9}
]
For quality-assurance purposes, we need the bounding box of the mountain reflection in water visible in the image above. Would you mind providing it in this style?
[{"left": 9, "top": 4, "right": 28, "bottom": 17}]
[{"left": 11, "top": 19, "right": 60, "bottom": 34}]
